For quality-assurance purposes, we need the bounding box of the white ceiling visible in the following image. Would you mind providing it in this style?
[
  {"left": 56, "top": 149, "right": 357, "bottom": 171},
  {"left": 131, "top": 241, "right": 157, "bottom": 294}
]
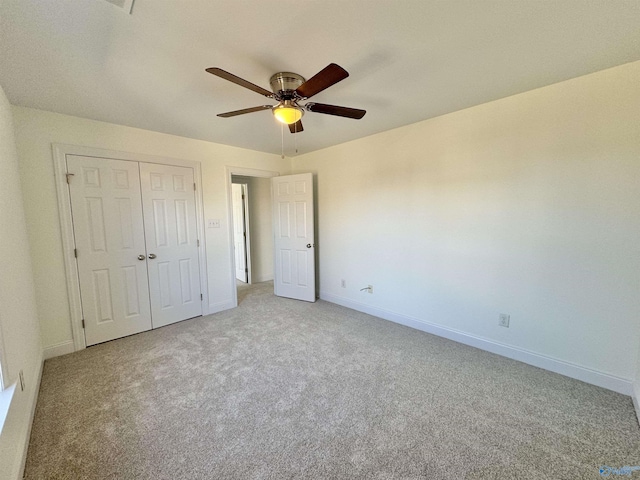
[{"left": 1, "top": 0, "right": 639, "bottom": 157}]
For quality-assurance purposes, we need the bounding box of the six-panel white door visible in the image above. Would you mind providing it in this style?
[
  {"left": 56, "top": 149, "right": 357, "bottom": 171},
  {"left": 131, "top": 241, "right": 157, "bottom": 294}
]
[
  {"left": 140, "top": 163, "right": 202, "bottom": 328},
  {"left": 272, "top": 173, "right": 316, "bottom": 302},
  {"left": 68, "top": 156, "right": 153, "bottom": 346}
]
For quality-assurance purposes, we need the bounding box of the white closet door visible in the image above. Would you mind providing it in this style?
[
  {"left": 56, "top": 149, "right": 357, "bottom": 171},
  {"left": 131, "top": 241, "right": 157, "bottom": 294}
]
[
  {"left": 140, "top": 163, "right": 202, "bottom": 328},
  {"left": 272, "top": 173, "right": 316, "bottom": 302},
  {"left": 68, "top": 156, "right": 152, "bottom": 346}
]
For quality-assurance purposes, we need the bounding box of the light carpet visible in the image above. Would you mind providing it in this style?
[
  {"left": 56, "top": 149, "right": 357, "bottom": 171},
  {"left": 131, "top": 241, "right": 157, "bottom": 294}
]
[{"left": 25, "top": 282, "right": 640, "bottom": 479}]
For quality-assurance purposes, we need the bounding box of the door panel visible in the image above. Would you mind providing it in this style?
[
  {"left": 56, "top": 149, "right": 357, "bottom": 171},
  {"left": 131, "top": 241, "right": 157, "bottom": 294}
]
[
  {"left": 68, "top": 156, "right": 152, "bottom": 346},
  {"left": 140, "top": 163, "right": 202, "bottom": 328},
  {"left": 272, "top": 173, "right": 316, "bottom": 302}
]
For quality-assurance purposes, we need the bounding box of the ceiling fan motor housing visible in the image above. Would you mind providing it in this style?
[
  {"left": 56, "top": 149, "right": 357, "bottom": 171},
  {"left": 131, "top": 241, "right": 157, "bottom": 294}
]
[{"left": 270, "top": 72, "right": 305, "bottom": 99}]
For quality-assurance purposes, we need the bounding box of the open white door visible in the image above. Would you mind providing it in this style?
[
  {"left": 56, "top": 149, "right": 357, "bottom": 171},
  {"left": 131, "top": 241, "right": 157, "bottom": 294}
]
[
  {"left": 232, "top": 183, "right": 248, "bottom": 283},
  {"left": 272, "top": 173, "right": 316, "bottom": 302}
]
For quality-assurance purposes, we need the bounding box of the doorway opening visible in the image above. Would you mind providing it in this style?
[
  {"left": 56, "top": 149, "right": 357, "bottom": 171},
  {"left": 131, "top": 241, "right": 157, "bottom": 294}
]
[
  {"left": 225, "top": 167, "right": 316, "bottom": 307},
  {"left": 230, "top": 174, "right": 274, "bottom": 304}
]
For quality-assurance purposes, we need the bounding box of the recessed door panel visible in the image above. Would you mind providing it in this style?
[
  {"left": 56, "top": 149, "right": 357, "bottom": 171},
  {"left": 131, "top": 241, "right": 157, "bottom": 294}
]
[
  {"left": 82, "top": 167, "right": 101, "bottom": 187},
  {"left": 150, "top": 173, "right": 164, "bottom": 191},
  {"left": 179, "top": 258, "right": 193, "bottom": 303},
  {"left": 279, "top": 203, "right": 290, "bottom": 238},
  {"left": 296, "top": 250, "right": 308, "bottom": 287},
  {"left": 294, "top": 181, "right": 306, "bottom": 194},
  {"left": 280, "top": 250, "right": 292, "bottom": 285},
  {"left": 175, "top": 200, "right": 188, "bottom": 245},
  {"left": 158, "top": 261, "right": 172, "bottom": 308},
  {"left": 121, "top": 265, "right": 141, "bottom": 317},
  {"left": 114, "top": 169, "right": 130, "bottom": 189},
  {"left": 116, "top": 198, "right": 134, "bottom": 249},
  {"left": 153, "top": 199, "right": 168, "bottom": 247},
  {"left": 295, "top": 202, "right": 307, "bottom": 238},
  {"left": 92, "top": 269, "right": 114, "bottom": 323},
  {"left": 86, "top": 197, "right": 108, "bottom": 253},
  {"left": 173, "top": 175, "right": 186, "bottom": 192}
]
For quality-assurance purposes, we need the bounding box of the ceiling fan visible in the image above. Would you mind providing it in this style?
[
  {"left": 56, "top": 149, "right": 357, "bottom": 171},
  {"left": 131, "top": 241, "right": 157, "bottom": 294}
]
[{"left": 206, "top": 63, "right": 366, "bottom": 133}]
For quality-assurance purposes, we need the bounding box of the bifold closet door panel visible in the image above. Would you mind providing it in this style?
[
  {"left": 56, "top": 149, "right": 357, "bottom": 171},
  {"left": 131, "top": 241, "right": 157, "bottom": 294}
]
[
  {"left": 139, "top": 162, "right": 202, "bottom": 328},
  {"left": 67, "top": 155, "right": 153, "bottom": 346}
]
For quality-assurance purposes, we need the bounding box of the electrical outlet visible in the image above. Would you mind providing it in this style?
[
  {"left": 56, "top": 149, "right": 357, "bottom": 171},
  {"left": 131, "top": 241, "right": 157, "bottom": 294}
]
[
  {"left": 341, "top": 279, "right": 346, "bottom": 288},
  {"left": 499, "top": 314, "right": 510, "bottom": 328},
  {"left": 207, "top": 219, "right": 220, "bottom": 228},
  {"left": 19, "top": 370, "right": 25, "bottom": 391}
]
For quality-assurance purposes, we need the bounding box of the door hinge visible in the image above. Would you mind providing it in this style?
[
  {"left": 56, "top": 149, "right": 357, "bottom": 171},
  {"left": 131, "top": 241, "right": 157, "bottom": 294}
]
[
  {"left": 242, "top": 194, "right": 245, "bottom": 200},
  {"left": 243, "top": 232, "right": 246, "bottom": 238},
  {"left": 65, "top": 173, "right": 75, "bottom": 184},
  {"left": 81, "top": 319, "right": 85, "bottom": 329},
  {"left": 194, "top": 183, "right": 196, "bottom": 191},
  {"left": 245, "top": 268, "right": 248, "bottom": 273},
  {"left": 197, "top": 239, "right": 200, "bottom": 247},
  {"left": 74, "top": 248, "right": 78, "bottom": 258},
  {"left": 200, "top": 293, "right": 203, "bottom": 301}
]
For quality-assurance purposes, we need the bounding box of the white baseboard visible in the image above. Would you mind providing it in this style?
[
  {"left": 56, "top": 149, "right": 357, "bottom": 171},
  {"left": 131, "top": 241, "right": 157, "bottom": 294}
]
[
  {"left": 11, "top": 355, "right": 43, "bottom": 480},
  {"left": 633, "top": 382, "right": 640, "bottom": 427},
  {"left": 251, "top": 274, "right": 273, "bottom": 283},
  {"left": 43, "top": 340, "right": 75, "bottom": 360},
  {"left": 321, "top": 292, "right": 633, "bottom": 396},
  {"left": 208, "top": 300, "right": 235, "bottom": 315}
]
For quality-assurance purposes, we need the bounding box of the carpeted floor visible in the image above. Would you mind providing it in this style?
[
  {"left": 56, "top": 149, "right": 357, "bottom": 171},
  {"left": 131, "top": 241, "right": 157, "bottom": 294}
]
[{"left": 25, "top": 282, "right": 640, "bottom": 479}]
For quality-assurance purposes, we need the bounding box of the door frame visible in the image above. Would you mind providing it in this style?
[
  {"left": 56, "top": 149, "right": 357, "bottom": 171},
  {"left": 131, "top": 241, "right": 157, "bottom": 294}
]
[
  {"left": 53, "top": 144, "right": 210, "bottom": 351},
  {"left": 225, "top": 166, "right": 279, "bottom": 308}
]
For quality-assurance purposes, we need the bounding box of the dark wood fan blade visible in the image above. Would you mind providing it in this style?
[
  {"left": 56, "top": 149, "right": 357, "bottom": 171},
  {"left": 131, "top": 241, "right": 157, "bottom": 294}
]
[
  {"left": 288, "top": 120, "right": 304, "bottom": 134},
  {"left": 217, "top": 105, "right": 273, "bottom": 118},
  {"left": 295, "top": 64, "right": 349, "bottom": 99},
  {"left": 206, "top": 68, "right": 273, "bottom": 97},
  {"left": 306, "top": 102, "right": 366, "bottom": 119}
]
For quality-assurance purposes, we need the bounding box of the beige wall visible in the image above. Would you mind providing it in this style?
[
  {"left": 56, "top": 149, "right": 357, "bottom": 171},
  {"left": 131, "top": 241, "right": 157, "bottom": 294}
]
[
  {"left": 247, "top": 177, "right": 274, "bottom": 283},
  {"left": 11, "top": 107, "right": 290, "bottom": 352},
  {"left": 293, "top": 61, "right": 640, "bottom": 385},
  {"left": 0, "top": 86, "right": 42, "bottom": 480}
]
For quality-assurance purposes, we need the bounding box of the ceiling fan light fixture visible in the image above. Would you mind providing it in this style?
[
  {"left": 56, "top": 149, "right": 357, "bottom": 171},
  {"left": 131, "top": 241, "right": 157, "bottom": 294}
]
[{"left": 272, "top": 101, "right": 304, "bottom": 125}]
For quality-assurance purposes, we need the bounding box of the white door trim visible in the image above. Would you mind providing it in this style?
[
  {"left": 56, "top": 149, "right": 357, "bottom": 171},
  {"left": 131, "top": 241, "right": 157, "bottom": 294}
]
[
  {"left": 225, "top": 166, "right": 280, "bottom": 308},
  {"left": 53, "top": 143, "right": 209, "bottom": 351}
]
